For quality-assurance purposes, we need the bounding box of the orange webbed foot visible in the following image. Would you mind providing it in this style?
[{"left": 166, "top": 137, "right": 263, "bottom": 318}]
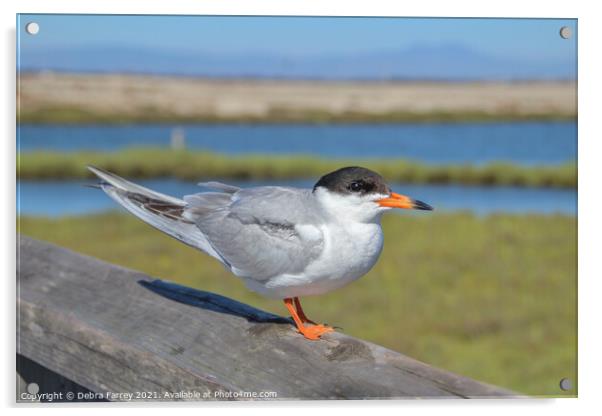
[
  {"left": 297, "top": 323, "right": 334, "bottom": 341},
  {"left": 284, "top": 297, "right": 336, "bottom": 341}
]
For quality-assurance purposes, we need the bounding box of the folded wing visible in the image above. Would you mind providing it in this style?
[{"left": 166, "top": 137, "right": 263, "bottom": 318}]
[{"left": 185, "top": 187, "right": 325, "bottom": 280}]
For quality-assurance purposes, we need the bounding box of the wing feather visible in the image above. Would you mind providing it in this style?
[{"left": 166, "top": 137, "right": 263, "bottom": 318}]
[{"left": 188, "top": 187, "right": 325, "bottom": 280}]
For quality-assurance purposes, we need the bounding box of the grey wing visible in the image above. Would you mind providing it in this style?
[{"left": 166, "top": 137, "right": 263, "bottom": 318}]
[
  {"left": 185, "top": 187, "right": 325, "bottom": 280},
  {"left": 197, "top": 181, "right": 241, "bottom": 194}
]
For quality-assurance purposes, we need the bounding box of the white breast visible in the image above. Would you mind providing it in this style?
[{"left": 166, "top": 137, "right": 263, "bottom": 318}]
[
  {"left": 252, "top": 221, "right": 384, "bottom": 298},
  {"left": 313, "top": 221, "right": 384, "bottom": 285},
  {"left": 243, "top": 187, "right": 388, "bottom": 299}
]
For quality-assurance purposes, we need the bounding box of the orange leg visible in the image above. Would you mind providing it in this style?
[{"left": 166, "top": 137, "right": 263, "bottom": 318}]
[
  {"left": 293, "top": 297, "right": 317, "bottom": 325},
  {"left": 284, "top": 298, "right": 334, "bottom": 341}
]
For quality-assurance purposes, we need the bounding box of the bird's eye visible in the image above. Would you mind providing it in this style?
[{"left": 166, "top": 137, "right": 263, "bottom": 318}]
[{"left": 348, "top": 181, "right": 363, "bottom": 192}]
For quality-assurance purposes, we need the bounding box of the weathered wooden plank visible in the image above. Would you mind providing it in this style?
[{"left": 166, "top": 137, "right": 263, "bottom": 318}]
[{"left": 16, "top": 235, "right": 521, "bottom": 401}]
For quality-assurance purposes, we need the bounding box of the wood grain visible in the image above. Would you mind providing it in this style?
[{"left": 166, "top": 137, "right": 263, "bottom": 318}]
[{"left": 17, "top": 235, "right": 521, "bottom": 401}]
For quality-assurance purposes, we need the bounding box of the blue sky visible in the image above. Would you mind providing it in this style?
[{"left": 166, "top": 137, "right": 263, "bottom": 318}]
[
  {"left": 18, "top": 14, "right": 576, "bottom": 58},
  {"left": 17, "top": 15, "right": 577, "bottom": 80}
]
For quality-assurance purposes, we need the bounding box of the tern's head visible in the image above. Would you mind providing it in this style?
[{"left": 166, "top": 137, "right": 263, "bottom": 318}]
[{"left": 312, "top": 166, "right": 433, "bottom": 223}]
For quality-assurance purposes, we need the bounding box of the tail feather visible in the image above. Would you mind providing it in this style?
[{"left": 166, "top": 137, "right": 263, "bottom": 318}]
[
  {"left": 88, "top": 166, "right": 184, "bottom": 205},
  {"left": 87, "top": 166, "right": 228, "bottom": 265}
]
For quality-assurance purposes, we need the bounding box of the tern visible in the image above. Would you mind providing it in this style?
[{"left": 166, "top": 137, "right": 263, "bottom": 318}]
[{"left": 88, "top": 166, "right": 433, "bottom": 340}]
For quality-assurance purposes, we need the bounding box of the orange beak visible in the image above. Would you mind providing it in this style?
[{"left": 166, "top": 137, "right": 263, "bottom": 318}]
[{"left": 377, "top": 192, "right": 433, "bottom": 210}]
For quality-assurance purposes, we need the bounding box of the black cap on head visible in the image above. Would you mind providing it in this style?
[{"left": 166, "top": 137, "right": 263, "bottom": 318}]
[{"left": 313, "top": 166, "right": 391, "bottom": 196}]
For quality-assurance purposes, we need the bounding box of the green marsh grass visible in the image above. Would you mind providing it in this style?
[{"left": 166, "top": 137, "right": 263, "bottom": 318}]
[
  {"left": 18, "top": 148, "right": 576, "bottom": 188},
  {"left": 18, "top": 212, "right": 577, "bottom": 396}
]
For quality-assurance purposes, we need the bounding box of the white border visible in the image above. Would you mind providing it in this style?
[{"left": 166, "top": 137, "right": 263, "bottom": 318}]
[{"left": 3, "top": 1, "right": 601, "bottom": 415}]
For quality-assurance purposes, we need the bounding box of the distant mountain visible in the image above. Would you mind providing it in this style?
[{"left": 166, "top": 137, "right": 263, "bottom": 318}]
[{"left": 18, "top": 43, "right": 576, "bottom": 80}]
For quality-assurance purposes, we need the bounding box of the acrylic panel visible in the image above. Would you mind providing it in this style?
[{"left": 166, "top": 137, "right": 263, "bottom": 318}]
[{"left": 16, "top": 14, "right": 577, "bottom": 402}]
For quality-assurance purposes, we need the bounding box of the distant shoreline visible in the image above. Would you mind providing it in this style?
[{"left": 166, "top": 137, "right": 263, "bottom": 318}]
[
  {"left": 18, "top": 72, "right": 577, "bottom": 124},
  {"left": 18, "top": 108, "right": 576, "bottom": 125}
]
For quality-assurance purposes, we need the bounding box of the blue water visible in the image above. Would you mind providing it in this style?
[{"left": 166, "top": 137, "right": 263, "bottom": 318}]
[
  {"left": 17, "top": 179, "right": 576, "bottom": 217},
  {"left": 18, "top": 122, "right": 576, "bottom": 165},
  {"left": 17, "top": 122, "right": 577, "bottom": 216}
]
